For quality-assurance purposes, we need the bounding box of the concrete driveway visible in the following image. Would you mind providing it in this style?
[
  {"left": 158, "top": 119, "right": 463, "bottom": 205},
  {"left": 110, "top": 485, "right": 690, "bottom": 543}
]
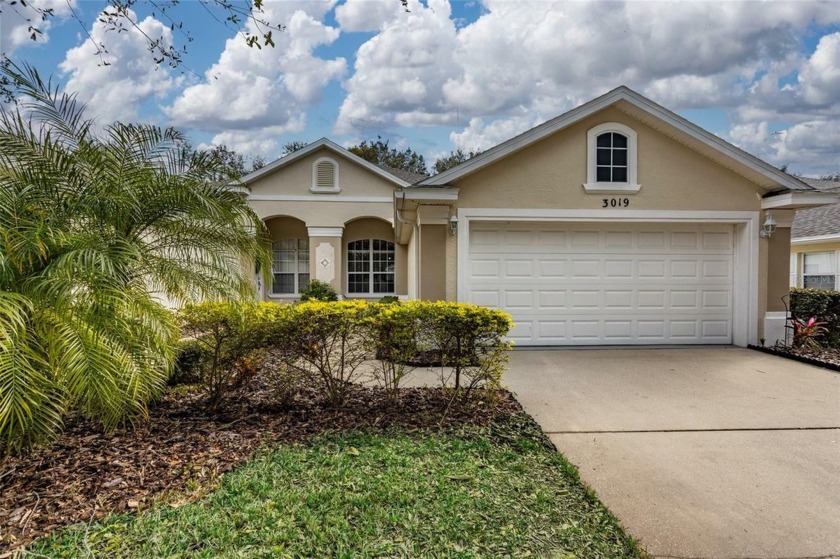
[{"left": 504, "top": 347, "right": 840, "bottom": 559}]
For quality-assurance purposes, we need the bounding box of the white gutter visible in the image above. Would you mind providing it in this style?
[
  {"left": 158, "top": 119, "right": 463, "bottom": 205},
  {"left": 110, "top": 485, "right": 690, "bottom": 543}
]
[{"left": 791, "top": 234, "right": 840, "bottom": 245}]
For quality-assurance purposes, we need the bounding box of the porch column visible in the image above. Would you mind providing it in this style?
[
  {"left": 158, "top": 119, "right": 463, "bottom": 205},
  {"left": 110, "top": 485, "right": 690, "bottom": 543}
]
[
  {"left": 307, "top": 227, "right": 344, "bottom": 295},
  {"left": 764, "top": 211, "right": 794, "bottom": 345}
]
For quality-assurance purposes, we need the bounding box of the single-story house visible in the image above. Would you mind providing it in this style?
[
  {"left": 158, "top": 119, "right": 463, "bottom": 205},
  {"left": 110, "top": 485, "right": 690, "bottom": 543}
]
[
  {"left": 235, "top": 86, "right": 839, "bottom": 347},
  {"left": 790, "top": 178, "right": 840, "bottom": 291}
]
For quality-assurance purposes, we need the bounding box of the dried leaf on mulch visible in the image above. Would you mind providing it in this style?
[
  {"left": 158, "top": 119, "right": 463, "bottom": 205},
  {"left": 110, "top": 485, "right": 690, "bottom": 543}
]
[
  {"left": 787, "top": 346, "right": 840, "bottom": 367},
  {"left": 0, "top": 370, "right": 519, "bottom": 554},
  {"left": 757, "top": 344, "right": 840, "bottom": 369}
]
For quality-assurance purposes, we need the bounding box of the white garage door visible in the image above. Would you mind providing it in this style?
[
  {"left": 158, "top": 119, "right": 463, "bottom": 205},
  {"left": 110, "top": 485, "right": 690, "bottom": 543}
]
[{"left": 468, "top": 222, "right": 734, "bottom": 345}]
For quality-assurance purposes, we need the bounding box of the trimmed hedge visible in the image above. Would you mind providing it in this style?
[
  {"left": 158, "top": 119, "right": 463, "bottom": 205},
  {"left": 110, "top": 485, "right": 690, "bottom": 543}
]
[
  {"left": 175, "top": 300, "right": 514, "bottom": 408},
  {"left": 790, "top": 288, "right": 840, "bottom": 347}
]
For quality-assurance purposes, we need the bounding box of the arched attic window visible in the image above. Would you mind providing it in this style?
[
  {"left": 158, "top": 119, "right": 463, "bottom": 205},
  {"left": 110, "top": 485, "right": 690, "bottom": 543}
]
[
  {"left": 311, "top": 157, "right": 339, "bottom": 192},
  {"left": 584, "top": 122, "right": 640, "bottom": 193}
]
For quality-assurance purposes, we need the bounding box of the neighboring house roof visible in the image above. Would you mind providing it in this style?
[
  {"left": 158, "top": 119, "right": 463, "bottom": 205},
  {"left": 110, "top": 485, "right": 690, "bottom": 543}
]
[
  {"left": 792, "top": 179, "right": 840, "bottom": 240},
  {"left": 418, "top": 85, "right": 814, "bottom": 194},
  {"left": 376, "top": 164, "right": 428, "bottom": 184},
  {"left": 234, "top": 138, "right": 411, "bottom": 188},
  {"left": 800, "top": 177, "right": 840, "bottom": 193}
]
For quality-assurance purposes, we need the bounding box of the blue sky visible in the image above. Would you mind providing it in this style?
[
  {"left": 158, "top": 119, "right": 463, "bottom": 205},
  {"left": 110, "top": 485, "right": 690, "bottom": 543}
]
[{"left": 3, "top": 0, "right": 840, "bottom": 175}]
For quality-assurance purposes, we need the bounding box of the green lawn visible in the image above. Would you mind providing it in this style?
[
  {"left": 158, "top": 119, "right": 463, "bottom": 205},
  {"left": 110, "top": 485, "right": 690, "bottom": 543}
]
[{"left": 28, "top": 419, "right": 644, "bottom": 558}]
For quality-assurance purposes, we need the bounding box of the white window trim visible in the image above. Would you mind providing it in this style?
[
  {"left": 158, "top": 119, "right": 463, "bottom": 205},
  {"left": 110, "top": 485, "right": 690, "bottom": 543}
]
[
  {"left": 800, "top": 251, "right": 839, "bottom": 291},
  {"left": 269, "top": 239, "right": 309, "bottom": 297},
  {"left": 311, "top": 156, "right": 340, "bottom": 193},
  {"left": 584, "top": 122, "right": 641, "bottom": 193},
  {"left": 346, "top": 239, "right": 396, "bottom": 296}
]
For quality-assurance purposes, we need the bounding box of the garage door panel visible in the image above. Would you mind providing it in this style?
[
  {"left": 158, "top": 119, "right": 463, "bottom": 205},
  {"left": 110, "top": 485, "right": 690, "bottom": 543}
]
[{"left": 468, "top": 222, "right": 734, "bottom": 345}]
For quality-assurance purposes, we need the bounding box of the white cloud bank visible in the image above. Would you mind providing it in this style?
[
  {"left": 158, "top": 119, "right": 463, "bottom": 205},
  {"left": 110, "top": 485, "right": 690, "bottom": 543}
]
[
  {"left": 1, "top": 0, "right": 74, "bottom": 57},
  {"left": 336, "top": 0, "right": 840, "bottom": 174},
  {"left": 164, "top": 0, "right": 346, "bottom": 157},
  {"left": 58, "top": 8, "right": 178, "bottom": 125}
]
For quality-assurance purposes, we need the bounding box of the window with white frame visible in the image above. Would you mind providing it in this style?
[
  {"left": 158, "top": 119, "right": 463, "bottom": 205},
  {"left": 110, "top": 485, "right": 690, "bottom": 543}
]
[
  {"left": 347, "top": 239, "right": 395, "bottom": 294},
  {"left": 802, "top": 252, "right": 836, "bottom": 290},
  {"left": 311, "top": 157, "right": 339, "bottom": 192},
  {"left": 272, "top": 239, "right": 309, "bottom": 295},
  {"left": 585, "top": 122, "right": 640, "bottom": 192}
]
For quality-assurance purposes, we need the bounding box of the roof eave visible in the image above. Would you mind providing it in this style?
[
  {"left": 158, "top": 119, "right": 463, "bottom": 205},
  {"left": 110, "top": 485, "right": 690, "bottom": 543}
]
[
  {"left": 237, "top": 138, "right": 410, "bottom": 188},
  {"left": 419, "top": 86, "right": 814, "bottom": 193},
  {"left": 791, "top": 233, "right": 840, "bottom": 245},
  {"left": 761, "top": 192, "right": 840, "bottom": 210}
]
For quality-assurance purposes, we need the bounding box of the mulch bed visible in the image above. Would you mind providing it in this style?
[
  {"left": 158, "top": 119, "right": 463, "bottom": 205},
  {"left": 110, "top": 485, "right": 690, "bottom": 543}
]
[
  {"left": 0, "top": 373, "right": 519, "bottom": 554},
  {"left": 749, "top": 344, "right": 840, "bottom": 372}
]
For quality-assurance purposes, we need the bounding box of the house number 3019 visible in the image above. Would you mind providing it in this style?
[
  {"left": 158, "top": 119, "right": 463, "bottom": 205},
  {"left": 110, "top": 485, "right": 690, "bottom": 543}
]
[{"left": 602, "top": 198, "right": 630, "bottom": 208}]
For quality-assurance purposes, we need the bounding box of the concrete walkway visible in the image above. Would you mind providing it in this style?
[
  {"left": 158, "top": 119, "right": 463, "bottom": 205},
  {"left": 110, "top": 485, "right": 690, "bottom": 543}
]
[{"left": 504, "top": 348, "right": 840, "bottom": 559}]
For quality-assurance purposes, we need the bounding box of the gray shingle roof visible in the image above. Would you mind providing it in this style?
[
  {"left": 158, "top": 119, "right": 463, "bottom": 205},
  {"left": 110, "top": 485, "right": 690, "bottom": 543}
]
[
  {"left": 376, "top": 164, "right": 428, "bottom": 185},
  {"left": 800, "top": 177, "right": 840, "bottom": 193},
  {"left": 792, "top": 178, "right": 840, "bottom": 239}
]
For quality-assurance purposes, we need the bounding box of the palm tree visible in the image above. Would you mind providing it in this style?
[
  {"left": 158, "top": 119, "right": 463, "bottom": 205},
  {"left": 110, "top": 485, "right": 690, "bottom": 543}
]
[{"left": 0, "top": 63, "right": 271, "bottom": 452}]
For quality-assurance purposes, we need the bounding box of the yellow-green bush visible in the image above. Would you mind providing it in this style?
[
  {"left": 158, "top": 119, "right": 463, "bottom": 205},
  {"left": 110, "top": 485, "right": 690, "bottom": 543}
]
[
  {"left": 177, "top": 301, "right": 293, "bottom": 409},
  {"left": 412, "top": 301, "right": 514, "bottom": 395},
  {"left": 176, "top": 300, "right": 514, "bottom": 408},
  {"left": 283, "top": 300, "right": 374, "bottom": 406},
  {"left": 367, "top": 302, "right": 421, "bottom": 401}
]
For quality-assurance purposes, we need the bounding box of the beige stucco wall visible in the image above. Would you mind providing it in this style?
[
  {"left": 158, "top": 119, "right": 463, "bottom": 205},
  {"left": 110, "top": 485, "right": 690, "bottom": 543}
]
[
  {"left": 454, "top": 107, "right": 764, "bottom": 211},
  {"left": 443, "top": 107, "right": 786, "bottom": 343},
  {"left": 766, "top": 227, "right": 792, "bottom": 312},
  {"left": 248, "top": 148, "right": 399, "bottom": 198},
  {"left": 250, "top": 200, "right": 393, "bottom": 227},
  {"left": 265, "top": 216, "right": 307, "bottom": 240},
  {"left": 406, "top": 227, "right": 417, "bottom": 299},
  {"left": 420, "top": 224, "right": 447, "bottom": 301},
  {"left": 309, "top": 236, "right": 343, "bottom": 295}
]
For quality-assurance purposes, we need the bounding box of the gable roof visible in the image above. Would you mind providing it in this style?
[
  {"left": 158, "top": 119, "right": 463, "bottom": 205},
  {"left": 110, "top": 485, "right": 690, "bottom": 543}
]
[
  {"left": 235, "top": 138, "right": 411, "bottom": 188},
  {"left": 418, "top": 86, "right": 814, "bottom": 194},
  {"left": 376, "top": 164, "right": 428, "bottom": 184},
  {"left": 792, "top": 178, "right": 840, "bottom": 240}
]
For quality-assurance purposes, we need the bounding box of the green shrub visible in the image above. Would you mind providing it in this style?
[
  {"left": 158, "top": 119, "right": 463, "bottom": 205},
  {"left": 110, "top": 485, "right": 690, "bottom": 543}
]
[
  {"left": 417, "top": 301, "right": 514, "bottom": 396},
  {"left": 367, "top": 303, "right": 419, "bottom": 401},
  {"left": 299, "top": 279, "right": 338, "bottom": 302},
  {"left": 378, "top": 295, "right": 400, "bottom": 304},
  {"left": 175, "top": 300, "right": 514, "bottom": 408},
  {"left": 283, "top": 300, "right": 373, "bottom": 406},
  {"left": 790, "top": 288, "right": 840, "bottom": 347},
  {"left": 178, "top": 302, "right": 292, "bottom": 409}
]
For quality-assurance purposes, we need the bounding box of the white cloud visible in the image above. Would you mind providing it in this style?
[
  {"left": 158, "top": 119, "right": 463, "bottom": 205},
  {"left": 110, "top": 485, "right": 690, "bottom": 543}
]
[
  {"left": 334, "top": 0, "right": 460, "bottom": 133},
  {"left": 58, "top": 9, "right": 177, "bottom": 124},
  {"left": 0, "top": 0, "right": 74, "bottom": 56},
  {"left": 799, "top": 32, "right": 840, "bottom": 107},
  {"left": 724, "top": 31, "right": 840, "bottom": 175},
  {"left": 335, "top": 0, "right": 404, "bottom": 32},
  {"left": 337, "top": 0, "right": 840, "bottom": 157},
  {"left": 730, "top": 119, "right": 840, "bottom": 176},
  {"left": 449, "top": 114, "right": 541, "bottom": 152},
  {"left": 165, "top": 0, "right": 345, "bottom": 156}
]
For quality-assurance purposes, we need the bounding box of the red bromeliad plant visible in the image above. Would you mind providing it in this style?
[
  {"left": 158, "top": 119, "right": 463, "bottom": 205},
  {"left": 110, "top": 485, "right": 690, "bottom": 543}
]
[{"left": 789, "top": 316, "right": 829, "bottom": 351}]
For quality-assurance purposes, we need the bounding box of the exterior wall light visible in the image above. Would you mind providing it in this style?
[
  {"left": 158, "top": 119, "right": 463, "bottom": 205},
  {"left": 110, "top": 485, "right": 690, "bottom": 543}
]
[
  {"left": 760, "top": 213, "right": 777, "bottom": 238},
  {"left": 449, "top": 213, "right": 459, "bottom": 236}
]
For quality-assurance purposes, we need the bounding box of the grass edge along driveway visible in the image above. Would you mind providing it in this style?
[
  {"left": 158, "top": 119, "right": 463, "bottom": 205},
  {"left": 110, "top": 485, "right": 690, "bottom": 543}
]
[{"left": 26, "top": 416, "right": 645, "bottom": 559}]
